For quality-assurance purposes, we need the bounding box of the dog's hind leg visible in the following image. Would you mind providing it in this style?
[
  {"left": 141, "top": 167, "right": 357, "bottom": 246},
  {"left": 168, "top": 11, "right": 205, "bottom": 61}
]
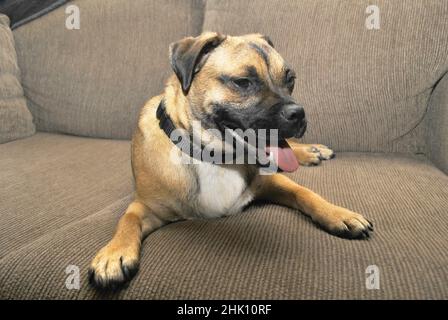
[
  {"left": 254, "top": 174, "right": 373, "bottom": 239},
  {"left": 286, "top": 138, "right": 335, "bottom": 166},
  {"left": 88, "top": 200, "right": 167, "bottom": 290}
]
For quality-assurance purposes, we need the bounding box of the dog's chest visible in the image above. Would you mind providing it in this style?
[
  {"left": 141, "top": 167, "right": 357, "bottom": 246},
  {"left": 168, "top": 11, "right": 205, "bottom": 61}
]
[{"left": 192, "top": 163, "right": 254, "bottom": 218}]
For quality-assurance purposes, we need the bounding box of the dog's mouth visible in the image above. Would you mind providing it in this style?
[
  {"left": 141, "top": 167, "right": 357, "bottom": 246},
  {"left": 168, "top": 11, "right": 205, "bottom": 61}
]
[
  {"left": 223, "top": 126, "right": 299, "bottom": 172},
  {"left": 265, "top": 139, "right": 299, "bottom": 172}
]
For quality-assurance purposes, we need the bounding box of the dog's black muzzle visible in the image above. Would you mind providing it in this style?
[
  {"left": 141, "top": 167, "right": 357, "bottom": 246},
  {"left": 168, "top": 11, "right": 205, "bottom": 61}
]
[{"left": 210, "top": 102, "right": 307, "bottom": 142}]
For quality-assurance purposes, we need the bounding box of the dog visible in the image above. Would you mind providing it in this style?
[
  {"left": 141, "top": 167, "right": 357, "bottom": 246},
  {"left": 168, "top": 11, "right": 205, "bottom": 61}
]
[{"left": 88, "top": 32, "right": 373, "bottom": 290}]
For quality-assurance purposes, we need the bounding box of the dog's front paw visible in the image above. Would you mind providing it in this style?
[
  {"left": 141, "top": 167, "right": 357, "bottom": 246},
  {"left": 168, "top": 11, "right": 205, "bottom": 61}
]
[
  {"left": 293, "top": 144, "right": 335, "bottom": 166},
  {"left": 88, "top": 243, "right": 139, "bottom": 290},
  {"left": 315, "top": 206, "right": 373, "bottom": 240}
]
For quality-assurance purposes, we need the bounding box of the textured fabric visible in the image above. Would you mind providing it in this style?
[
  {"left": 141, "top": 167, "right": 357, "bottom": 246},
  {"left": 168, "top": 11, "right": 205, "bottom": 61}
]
[
  {"left": 203, "top": 0, "right": 448, "bottom": 153},
  {"left": 0, "top": 133, "right": 133, "bottom": 258},
  {"left": 0, "top": 0, "right": 69, "bottom": 29},
  {"left": 426, "top": 72, "right": 448, "bottom": 174},
  {"left": 1, "top": 151, "right": 447, "bottom": 299},
  {"left": 13, "top": 0, "right": 204, "bottom": 139},
  {"left": 0, "top": 14, "right": 35, "bottom": 144}
]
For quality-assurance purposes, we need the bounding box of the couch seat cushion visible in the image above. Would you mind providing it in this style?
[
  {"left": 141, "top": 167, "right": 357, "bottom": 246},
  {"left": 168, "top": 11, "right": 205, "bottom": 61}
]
[
  {"left": 1, "top": 152, "right": 447, "bottom": 299},
  {"left": 0, "top": 133, "right": 133, "bottom": 258}
]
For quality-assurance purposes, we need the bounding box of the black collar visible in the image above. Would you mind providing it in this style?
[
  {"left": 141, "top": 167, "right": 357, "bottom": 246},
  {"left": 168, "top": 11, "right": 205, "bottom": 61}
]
[
  {"left": 156, "top": 100, "right": 275, "bottom": 170},
  {"left": 156, "top": 100, "right": 205, "bottom": 162},
  {"left": 155, "top": 100, "right": 176, "bottom": 140}
]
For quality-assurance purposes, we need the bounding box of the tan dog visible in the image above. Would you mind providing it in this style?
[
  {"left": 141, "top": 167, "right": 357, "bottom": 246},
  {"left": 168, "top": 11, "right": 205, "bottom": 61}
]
[{"left": 89, "top": 32, "right": 373, "bottom": 290}]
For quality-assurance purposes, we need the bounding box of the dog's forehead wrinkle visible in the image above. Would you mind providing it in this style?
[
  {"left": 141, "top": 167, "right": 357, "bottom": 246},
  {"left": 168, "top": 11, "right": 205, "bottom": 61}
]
[
  {"left": 245, "top": 41, "right": 287, "bottom": 92},
  {"left": 248, "top": 42, "right": 270, "bottom": 69}
]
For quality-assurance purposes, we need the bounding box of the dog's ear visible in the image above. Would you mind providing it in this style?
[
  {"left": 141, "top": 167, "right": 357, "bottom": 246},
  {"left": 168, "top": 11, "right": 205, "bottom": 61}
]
[
  {"left": 260, "top": 35, "right": 274, "bottom": 48},
  {"left": 169, "top": 32, "right": 226, "bottom": 95}
]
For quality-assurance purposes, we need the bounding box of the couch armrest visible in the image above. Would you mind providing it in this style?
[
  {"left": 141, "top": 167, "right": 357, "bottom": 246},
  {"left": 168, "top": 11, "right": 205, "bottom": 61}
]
[{"left": 426, "top": 72, "right": 448, "bottom": 174}]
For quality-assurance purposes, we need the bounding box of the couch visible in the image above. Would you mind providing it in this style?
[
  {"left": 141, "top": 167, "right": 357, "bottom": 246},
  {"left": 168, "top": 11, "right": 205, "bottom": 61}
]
[{"left": 0, "top": 0, "right": 447, "bottom": 299}]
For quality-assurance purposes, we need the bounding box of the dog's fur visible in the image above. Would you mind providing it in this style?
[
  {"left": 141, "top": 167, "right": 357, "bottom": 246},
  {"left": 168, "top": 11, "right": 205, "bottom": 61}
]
[{"left": 89, "top": 32, "right": 373, "bottom": 290}]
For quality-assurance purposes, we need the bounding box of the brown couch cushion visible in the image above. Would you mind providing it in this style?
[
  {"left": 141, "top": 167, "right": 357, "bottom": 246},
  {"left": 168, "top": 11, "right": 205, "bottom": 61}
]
[
  {"left": 1, "top": 152, "right": 447, "bottom": 299},
  {"left": 0, "top": 133, "right": 133, "bottom": 258},
  {"left": 203, "top": 0, "right": 448, "bottom": 153},
  {"left": 13, "top": 0, "right": 204, "bottom": 139},
  {"left": 0, "top": 14, "right": 35, "bottom": 144}
]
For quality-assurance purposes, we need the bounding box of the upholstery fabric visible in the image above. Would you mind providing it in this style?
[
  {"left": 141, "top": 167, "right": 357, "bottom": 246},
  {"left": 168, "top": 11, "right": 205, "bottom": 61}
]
[
  {"left": 13, "top": 0, "right": 204, "bottom": 139},
  {"left": 203, "top": 0, "right": 448, "bottom": 153},
  {"left": 1, "top": 0, "right": 447, "bottom": 301},
  {"left": 0, "top": 133, "right": 133, "bottom": 258},
  {"left": 0, "top": 14, "right": 35, "bottom": 144},
  {"left": 426, "top": 72, "right": 448, "bottom": 174},
  {"left": 1, "top": 144, "right": 447, "bottom": 299}
]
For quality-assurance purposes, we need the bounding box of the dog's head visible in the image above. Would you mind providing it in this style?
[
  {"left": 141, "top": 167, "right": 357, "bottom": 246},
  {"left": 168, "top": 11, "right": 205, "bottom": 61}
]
[{"left": 169, "top": 32, "right": 306, "bottom": 171}]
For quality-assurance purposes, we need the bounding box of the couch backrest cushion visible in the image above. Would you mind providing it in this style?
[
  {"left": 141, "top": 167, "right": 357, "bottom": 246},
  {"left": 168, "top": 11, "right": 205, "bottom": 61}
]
[
  {"left": 13, "top": 0, "right": 204, "bottom": 139},
  {"left": 203, "top": 0, "right": 448, "bottom": 152},
  {"left": 0, "top": 14, "right": 35, "bottom": 144}
]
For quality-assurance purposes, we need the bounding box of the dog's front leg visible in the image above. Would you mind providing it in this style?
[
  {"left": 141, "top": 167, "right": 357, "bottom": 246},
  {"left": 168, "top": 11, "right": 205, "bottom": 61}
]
[
  {"left": 89, "top": 201, "right": 166, "bottom": 289},
  {"left": 254, "top": 174, "right": 373, "bottom": 239}
]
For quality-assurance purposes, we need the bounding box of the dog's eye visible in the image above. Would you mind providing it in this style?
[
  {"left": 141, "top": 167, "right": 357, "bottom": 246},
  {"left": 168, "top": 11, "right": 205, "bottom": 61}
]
[
  {"left": 287, "top": 76, "right": 295, "bottom": 90},
  {"left": 285, "top": 70, "right": 296, "bottom": 92},
  {"left": 232, "top": 78, "right": 252, "bottom": 90}
]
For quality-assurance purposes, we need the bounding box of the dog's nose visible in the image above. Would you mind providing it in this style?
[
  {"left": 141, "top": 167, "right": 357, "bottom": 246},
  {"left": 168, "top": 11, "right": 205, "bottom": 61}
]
[{"left": 280, "top": 104, "right": 305, "bottom": 122}]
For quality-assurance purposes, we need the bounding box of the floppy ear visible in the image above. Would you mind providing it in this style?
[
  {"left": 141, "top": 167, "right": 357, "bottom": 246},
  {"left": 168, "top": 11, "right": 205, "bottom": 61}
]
[{"left": 169, "top": 32, "right": 226, "bottom": 95}]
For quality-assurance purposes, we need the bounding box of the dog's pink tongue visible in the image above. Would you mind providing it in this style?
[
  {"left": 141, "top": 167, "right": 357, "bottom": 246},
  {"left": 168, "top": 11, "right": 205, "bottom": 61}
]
[{"left": 266, "top": 140, "right": 299, "bottom": 172}]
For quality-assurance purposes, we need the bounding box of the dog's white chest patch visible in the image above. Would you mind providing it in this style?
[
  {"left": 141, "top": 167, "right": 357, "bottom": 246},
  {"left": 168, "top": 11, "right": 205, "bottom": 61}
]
[{"left": 193, "top": 163, "right": 253, "bottom": 218}]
